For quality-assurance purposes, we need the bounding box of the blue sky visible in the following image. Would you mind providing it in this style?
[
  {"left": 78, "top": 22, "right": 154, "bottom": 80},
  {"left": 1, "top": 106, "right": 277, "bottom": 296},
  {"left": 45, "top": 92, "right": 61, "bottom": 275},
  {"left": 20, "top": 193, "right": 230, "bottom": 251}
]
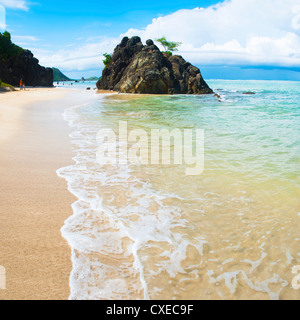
[
  {"left": 1, "top": 0, "right": 300, "bottom": 80},
  {"left": 3, "top": 1, "right": 217, "bottom": 37}
]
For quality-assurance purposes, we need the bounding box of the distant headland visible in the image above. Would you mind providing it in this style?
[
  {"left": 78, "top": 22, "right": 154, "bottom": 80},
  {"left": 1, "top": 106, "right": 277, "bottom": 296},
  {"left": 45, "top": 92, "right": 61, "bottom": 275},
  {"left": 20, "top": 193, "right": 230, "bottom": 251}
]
[
  {"left": 52, "top": 68, "right": 72, "bottom": 82},
  {"left": 52, "top": 69, "right": 99, "bottom": 83}
]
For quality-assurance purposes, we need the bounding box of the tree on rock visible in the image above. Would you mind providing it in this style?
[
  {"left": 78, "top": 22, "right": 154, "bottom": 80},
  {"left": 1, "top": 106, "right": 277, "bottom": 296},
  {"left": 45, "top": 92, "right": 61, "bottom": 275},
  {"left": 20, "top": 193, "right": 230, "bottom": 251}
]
[
  {"left": 102, "top": 53, "right": 112, "bottom": 69},
  {"left": 156, "top": 37, "right": 181, "bottom": 56}
]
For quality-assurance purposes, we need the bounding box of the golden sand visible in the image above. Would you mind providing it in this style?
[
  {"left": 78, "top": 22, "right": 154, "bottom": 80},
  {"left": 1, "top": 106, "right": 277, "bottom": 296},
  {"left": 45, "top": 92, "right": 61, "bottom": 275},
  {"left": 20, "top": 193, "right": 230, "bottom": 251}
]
[{"left": 0, "top": 88, "right": 95, "bottom": 300}]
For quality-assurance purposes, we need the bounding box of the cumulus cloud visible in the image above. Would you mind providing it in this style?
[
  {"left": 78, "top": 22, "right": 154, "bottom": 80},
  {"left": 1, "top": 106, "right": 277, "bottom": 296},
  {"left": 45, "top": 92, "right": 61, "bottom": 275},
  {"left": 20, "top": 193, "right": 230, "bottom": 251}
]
[
  {"left": 123, "top": 0, "right": 300, "bottom": 67},
  {"left": 0, "top": 0, "right": 28, "bottom": 10}
]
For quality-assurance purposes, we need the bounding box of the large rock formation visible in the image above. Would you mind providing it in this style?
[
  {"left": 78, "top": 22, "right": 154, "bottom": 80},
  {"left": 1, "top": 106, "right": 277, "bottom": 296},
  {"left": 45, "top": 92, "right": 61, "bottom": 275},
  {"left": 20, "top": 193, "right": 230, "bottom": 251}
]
[
  {"left": 97, "top": 36, "right": 213, "bottom": 94},
  {"left": 0, "top": 50, "right": 53, "bottom": 87},
  {"left": 0, "top": 32, "right": 53, "bottom": 87}
]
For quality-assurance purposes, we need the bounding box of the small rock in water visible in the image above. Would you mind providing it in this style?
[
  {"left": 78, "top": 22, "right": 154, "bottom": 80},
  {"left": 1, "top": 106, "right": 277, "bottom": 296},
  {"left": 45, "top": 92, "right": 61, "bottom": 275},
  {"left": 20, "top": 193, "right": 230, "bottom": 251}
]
[
  {"left": 243, "top": 91, "right": 255, "bottom": 95},
  {"left": 214, "top": 93, "right": 223, "bottom": 102}
]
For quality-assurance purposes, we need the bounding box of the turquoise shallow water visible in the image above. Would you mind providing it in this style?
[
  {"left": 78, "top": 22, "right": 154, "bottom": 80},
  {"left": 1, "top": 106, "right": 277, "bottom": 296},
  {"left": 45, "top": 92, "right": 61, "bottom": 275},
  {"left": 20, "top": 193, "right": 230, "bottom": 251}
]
[{"left": 58, "top": 80, "right": 300, "bottom": 300}]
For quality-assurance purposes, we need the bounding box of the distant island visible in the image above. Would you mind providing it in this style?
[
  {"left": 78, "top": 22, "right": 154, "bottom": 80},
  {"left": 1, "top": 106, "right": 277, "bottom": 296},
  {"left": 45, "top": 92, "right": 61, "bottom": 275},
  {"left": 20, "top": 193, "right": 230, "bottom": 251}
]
[
  {"left": 52, "top": 70, "right": 99, "bottom": 83},
  {"left": 52, "top": 68, "right": 72, "bottom": 82},
  {"left": 85, "top": 76, "right": 100, "bottom": 81},
  {"left": 0, "top": 31, "right": 53, "bottom": 87},
  {"left": 97, "top": 36, "right": 213, "bottom": 94}
]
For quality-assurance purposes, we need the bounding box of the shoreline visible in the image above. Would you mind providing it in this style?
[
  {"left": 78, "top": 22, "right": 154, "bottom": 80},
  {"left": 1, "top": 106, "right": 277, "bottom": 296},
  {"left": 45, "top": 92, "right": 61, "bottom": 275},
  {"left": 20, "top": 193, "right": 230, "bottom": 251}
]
[{"left": 0, "top": 87, "right": 97, "bottom": 300}]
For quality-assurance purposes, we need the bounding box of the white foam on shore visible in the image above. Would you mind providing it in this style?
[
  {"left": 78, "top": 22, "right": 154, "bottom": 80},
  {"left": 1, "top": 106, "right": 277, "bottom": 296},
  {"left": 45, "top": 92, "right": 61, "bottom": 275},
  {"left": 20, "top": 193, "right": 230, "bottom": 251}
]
[
  {"left": 57, "top": 96, "right": 206, "bottom": 300},
  {"left": 207, "top": 269, "right": 288, "bottom": 300}
]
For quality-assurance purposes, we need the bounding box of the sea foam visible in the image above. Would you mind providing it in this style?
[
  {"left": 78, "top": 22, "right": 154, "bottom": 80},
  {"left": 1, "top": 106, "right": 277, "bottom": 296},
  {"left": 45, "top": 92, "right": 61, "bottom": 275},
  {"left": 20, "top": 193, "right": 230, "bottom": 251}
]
[{"left": 57, "top": 97, "right": 205, "bottom": 300}]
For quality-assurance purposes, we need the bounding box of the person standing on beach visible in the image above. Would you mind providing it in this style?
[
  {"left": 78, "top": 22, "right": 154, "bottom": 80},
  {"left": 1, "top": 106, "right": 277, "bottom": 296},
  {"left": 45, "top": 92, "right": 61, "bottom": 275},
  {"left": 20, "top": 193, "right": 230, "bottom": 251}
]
[{"left": 20, "top": 79, "right": 24, "bottom": 90}]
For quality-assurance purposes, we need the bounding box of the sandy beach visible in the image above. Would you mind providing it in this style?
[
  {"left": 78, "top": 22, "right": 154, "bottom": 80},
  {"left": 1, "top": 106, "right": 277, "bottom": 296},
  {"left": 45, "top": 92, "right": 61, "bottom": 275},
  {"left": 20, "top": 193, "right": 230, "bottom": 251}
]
[{"left": 0, "top": 87, "right": 96, "bottom": 300}]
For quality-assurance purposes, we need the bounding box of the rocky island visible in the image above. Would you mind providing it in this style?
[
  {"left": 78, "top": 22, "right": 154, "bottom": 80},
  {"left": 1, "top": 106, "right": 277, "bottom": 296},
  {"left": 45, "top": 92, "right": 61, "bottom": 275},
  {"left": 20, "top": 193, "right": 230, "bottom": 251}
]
[{"left": 97, "top": 36, "right": 213, "bottom": 94}]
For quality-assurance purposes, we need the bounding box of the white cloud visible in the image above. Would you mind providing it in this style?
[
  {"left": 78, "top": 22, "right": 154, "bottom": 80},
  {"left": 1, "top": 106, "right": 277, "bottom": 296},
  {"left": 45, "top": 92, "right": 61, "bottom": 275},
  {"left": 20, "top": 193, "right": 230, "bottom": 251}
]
[
  {"left": 123, "top": 0, "right": 300, "bottom": 67},
  {"left": 35, "top": 37, "right": 120, "bottom": 71},
  {"left": 0, "top": 5, "right": 5, "bottom": 30},
  {"left": 12, "top": 35, "right": 39, "bottom": 42},
  {"left": 0, "top": 0, "right": 28, "bottom": 10}
]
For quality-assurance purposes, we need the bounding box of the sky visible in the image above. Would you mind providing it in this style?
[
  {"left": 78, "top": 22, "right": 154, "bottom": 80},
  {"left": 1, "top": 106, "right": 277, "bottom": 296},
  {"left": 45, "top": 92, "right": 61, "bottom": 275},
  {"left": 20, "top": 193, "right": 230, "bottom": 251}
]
[{"left": 0, "top": 0, "right": 300, "bottom": 80}]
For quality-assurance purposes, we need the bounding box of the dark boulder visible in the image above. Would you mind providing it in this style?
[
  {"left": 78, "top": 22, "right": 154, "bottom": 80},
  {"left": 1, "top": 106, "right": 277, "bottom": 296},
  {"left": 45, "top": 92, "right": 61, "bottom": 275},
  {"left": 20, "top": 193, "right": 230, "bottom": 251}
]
[
  {"left": 97, "top": 36, "right": 213, "bottom": 94},
  {"left": 168, "top": 55, "right": 213, "bottom": 94},
  {"left": 0, "top": 49, "right": 53, "bottom": 87}
]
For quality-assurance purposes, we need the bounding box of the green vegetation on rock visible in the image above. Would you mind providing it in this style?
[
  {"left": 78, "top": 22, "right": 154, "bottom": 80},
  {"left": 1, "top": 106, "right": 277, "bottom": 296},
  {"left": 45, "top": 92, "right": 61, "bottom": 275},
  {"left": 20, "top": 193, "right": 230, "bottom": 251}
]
[
  {"left": 103, "top": 53, "right": 112, "bottom": 69},
  {"left": 155, "top": 37, "right": 181, "bottom": 56},
  {"left": 0, "top": 79, "right": 15, "bottom": 91},
  {"left": 0, "top": 31, "right": 23, "bottom": 62}
]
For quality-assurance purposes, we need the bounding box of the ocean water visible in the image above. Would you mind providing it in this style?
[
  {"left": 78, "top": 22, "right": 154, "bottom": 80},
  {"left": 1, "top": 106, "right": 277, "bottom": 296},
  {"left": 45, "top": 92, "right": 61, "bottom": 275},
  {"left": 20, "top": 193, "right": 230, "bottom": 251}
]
[
  {"left": 57, "top": 80, "right": 300, "bottom": 300},
  {"left": 55, "top": 80, "right": 98, "bottom": 91}
]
